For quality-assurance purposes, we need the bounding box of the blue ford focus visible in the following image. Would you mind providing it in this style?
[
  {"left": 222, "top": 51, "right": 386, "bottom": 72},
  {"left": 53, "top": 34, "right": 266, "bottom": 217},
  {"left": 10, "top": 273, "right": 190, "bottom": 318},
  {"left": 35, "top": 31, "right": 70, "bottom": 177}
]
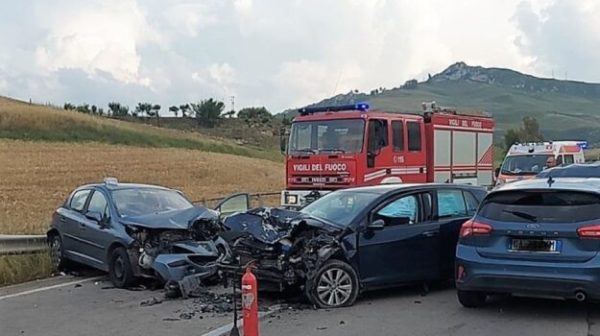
[{"left": 455, "top": 178, "right": 600, "bottom": 307}]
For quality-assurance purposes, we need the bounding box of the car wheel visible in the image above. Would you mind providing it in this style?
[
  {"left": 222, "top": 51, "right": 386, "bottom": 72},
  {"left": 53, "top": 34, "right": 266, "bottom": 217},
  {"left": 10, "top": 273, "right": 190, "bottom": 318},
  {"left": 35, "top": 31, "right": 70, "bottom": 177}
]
[
  {"left": 48, "top": 234, "right": 68, "bottom": 270},
  {"left": 109, "top": 247, "right": 136, "bottom": 288},
  {"left": 308, "top": 260, "right": 359, "bottom": 308},
  {"left": 457, "top": 289, "right": 487, "bottom": 308}
]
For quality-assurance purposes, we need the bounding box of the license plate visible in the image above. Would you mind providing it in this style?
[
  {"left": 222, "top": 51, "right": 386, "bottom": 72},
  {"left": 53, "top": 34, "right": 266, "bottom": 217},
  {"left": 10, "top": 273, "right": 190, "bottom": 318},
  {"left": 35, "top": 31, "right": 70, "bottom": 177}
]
[{"left": 511, "top": 238, "right": 560, "bottom": 252}]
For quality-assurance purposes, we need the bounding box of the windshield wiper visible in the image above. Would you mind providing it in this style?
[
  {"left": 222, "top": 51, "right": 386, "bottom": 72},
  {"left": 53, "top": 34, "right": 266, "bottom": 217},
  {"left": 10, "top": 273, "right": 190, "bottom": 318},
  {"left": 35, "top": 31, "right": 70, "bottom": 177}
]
[
  {"left": 320, "top": 148, "right": 346, "bottom": 154},
  {"left": 291, "top": 148, "right": 317, "bottom": 154},
  {"left": 503, "top": 210, "right": 538, "bottom": 222}
]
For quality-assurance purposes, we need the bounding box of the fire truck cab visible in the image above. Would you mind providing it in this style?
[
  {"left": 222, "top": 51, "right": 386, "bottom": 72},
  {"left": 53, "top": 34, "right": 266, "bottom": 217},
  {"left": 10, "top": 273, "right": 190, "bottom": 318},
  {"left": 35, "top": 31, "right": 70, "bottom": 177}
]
[
  {"left": 496, "top": 141, "right": 587, "bottom": 186},
  {"left": 281, "top": 102, "right": 495, "bottom": 208}
]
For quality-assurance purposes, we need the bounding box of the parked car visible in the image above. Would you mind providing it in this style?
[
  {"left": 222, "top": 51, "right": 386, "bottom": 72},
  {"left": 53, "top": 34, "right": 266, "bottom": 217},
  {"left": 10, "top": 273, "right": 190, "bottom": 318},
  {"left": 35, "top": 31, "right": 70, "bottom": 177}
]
[
  {"left": 47, "top": 178, "right": 245, "bottom": 295},
  {"left": 455, "top": 178, "right": 600, "bottom": 307},
  {"left": 221, "top": 183, "right": 487, "bottom": 308}
]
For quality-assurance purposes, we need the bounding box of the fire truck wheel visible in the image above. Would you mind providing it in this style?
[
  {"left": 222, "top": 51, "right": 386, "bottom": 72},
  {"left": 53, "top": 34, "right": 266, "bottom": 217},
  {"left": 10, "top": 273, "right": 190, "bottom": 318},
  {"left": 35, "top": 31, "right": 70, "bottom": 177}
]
[{"left": 309, "top": 260, "right": 359, "bottom": 308}]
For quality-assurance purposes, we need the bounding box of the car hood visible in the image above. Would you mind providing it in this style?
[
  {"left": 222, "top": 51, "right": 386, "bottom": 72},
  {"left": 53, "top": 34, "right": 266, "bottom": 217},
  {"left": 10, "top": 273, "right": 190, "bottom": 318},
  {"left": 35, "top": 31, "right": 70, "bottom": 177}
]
[
  {"left": 120, "top": 207, "right": 218, "bottom": 230},
  {"left": 222, "top": 207, "right": 342, "bottom": 244}
]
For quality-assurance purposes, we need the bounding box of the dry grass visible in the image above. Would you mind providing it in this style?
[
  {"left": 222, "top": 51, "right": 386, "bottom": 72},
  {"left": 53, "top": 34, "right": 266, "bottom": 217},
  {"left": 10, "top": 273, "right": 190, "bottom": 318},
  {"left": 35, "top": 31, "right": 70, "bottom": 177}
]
[
  {"left": 0, "top": 139, "right": 283, "bottom": 235},
  {"left": 0, "top": 252, "right": 53, "bottom": 286}
]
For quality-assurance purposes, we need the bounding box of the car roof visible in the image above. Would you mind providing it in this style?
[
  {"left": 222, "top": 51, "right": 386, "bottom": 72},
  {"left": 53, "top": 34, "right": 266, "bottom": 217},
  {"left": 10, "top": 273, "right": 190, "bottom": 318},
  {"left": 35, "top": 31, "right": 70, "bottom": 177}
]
[
  {"left": 493, "top": 177, "right": 600, "bottom": 194},
  {"left": 337, "top": 183, "right": 484, "bottom": 195},
  {"left": 76, "top": 182, "right": 173, "bottom": 192}
]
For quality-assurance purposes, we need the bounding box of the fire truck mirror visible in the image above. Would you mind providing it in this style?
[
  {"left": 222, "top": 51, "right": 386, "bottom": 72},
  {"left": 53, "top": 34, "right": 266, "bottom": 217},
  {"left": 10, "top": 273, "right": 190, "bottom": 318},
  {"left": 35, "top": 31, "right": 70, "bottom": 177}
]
[
  {"left": 494, "top": 167, "right": 500, "bottom": 177},
  {"left": 279, "top": 127, "right": 288, "bottom": 154}
]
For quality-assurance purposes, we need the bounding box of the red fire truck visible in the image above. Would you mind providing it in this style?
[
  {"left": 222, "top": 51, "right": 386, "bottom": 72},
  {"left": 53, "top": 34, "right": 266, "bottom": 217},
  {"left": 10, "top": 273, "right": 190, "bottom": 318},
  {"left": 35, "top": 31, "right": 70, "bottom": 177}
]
[{"left": 280, "top": 102, "right": 495, "bottom": 208}]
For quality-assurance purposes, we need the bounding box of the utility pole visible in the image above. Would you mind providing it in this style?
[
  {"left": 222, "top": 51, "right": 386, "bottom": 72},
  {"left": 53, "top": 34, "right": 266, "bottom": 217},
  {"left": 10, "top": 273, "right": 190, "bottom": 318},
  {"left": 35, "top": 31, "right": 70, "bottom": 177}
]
[{"left": 230, "top": 96, "right": 235, "bottom": 114}]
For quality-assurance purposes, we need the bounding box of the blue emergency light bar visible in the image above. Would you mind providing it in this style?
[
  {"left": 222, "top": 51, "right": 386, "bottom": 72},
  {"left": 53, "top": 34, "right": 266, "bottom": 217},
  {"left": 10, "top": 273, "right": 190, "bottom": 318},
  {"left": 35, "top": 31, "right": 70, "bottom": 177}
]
[
  {"left": 298, "top": 102, "right": 369, "bottom": 115},
  {"left": 578, "top": 141, "right": 589, "bottom": 149}
]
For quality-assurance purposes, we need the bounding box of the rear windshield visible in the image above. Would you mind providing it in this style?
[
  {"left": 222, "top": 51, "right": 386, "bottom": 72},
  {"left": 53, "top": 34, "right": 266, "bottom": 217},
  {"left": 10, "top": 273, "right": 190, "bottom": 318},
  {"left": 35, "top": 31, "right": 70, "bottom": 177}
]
[{"left": 479, "top": 190, "right": 600, "bottom": 223}]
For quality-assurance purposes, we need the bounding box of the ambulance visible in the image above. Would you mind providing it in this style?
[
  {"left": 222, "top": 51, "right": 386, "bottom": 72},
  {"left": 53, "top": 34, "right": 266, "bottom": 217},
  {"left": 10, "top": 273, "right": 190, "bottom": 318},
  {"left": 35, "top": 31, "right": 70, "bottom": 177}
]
[{"left": 495, "top": 141, "right": 587, "bottom": 186}]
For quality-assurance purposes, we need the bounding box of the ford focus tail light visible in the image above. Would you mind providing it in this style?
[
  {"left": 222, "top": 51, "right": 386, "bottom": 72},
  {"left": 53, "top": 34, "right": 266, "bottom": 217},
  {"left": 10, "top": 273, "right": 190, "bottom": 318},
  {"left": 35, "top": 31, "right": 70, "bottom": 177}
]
[
  {"left": 577, "top": 225, "right": 600, "bottom": 238},
  {"left": 460, "top": 219, "right": 493, "bottom": 238}
]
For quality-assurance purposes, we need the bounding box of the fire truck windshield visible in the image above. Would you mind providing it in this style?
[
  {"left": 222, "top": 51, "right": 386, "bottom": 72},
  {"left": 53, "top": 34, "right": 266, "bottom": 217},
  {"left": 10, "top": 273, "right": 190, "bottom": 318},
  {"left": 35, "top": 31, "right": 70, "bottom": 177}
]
[
  {"left": 288, "top": 119, "right": 365, "bottom": 155},
  {"left": 500, "top": 154, "right": 553, "bottom": 175}
]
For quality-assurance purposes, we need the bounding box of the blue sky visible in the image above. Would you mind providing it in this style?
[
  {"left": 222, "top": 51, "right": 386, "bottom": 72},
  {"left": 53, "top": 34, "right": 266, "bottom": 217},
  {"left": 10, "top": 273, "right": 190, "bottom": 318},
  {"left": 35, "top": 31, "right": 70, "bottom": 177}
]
[{"left": 0, "top": 0, "right": 598, "bottom": 113}]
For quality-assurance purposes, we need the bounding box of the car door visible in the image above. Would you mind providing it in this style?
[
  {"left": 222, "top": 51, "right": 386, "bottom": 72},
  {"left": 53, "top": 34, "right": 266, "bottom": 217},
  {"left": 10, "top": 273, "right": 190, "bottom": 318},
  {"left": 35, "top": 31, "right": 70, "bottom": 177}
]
[
  {"left": 358, "top": 191, "right": 440, "bottom": 287},
  {"left": 435, "top": 188, "right": 477, "bottom": 278},
  {"left": 60, "top": 189, "right": 92, "bottom": 259},
  {"left": 77, "top": 189, "right": 114, "bottom": 268}
]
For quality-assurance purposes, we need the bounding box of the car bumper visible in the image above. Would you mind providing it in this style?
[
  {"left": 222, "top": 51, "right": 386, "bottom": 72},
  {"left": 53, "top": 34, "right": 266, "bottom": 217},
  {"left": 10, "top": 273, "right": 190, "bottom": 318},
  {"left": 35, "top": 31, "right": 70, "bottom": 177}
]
[{"left": 456, "top": 245, "right": 600, "bottom": 300}]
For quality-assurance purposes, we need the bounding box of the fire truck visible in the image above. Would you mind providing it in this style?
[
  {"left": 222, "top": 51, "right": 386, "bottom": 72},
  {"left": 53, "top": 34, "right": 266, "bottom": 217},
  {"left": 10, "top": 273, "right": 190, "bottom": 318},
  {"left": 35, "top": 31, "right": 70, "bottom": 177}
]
[
  {"left": 280, "top": 102, "right": 495, "bottom": 208},
  {"left": 495, "top": 141, "right": 587, "bottom": 186}
]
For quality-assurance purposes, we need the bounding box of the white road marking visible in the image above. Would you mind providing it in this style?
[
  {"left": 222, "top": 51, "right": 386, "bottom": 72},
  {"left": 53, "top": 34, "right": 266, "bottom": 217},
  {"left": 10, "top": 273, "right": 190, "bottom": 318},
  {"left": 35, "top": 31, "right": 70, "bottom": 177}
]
[{"left": 0, "top": 275, "right": 105, "bottom": 301}]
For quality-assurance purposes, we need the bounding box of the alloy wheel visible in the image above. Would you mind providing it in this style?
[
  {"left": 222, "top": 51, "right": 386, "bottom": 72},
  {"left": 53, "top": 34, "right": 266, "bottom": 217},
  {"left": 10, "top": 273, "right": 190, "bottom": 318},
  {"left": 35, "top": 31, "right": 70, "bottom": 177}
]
[{"left": 316, "top": 267, "right": 353, "bottom": 307}]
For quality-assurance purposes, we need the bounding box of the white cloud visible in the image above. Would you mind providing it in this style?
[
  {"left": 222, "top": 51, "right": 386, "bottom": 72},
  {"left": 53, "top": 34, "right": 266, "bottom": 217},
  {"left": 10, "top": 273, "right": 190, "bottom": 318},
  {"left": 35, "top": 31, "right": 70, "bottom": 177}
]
[
  {"left": 33, "top": 0, "right": 162, "bottom": 85},
  {"left": 165, "top": 2, "right": 219, "bottom": 37}
]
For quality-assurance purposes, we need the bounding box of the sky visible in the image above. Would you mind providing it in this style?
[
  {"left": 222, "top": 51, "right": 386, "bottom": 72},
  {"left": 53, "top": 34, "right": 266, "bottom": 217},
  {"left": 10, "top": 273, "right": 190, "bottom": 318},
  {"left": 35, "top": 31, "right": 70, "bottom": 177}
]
[{"left": 0, "top": 0, "right": 599, "bottom": 113}]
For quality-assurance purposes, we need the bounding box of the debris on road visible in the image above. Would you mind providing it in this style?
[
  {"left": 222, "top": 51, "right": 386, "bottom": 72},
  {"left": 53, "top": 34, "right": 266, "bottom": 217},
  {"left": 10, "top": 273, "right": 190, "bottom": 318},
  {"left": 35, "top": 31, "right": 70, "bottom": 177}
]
[{"left": 140, "top": 297, "right": 163, "bottom": 307}]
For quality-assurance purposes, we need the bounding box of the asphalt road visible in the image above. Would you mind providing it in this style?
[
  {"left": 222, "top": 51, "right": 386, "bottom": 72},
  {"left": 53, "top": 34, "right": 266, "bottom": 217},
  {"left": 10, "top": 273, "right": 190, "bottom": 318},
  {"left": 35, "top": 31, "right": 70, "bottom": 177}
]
[{"left": 2, "top": 276, "right": 600, "bottom": 336}]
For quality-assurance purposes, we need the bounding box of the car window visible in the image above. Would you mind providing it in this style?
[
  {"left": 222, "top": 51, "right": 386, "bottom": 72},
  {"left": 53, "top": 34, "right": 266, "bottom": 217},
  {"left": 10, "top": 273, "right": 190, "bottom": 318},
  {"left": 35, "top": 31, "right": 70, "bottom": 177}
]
[
  {"left": 377, "top": 195, "right": 418, "bottom": 225},
  {"left": 392, "top": 120, "right": 404, "bottom": 152},
  {"left": 563, "top": 154, "right": 574, "bottom": 164},
  {"left": 69, "top": 189, "right": 91, "bottom": 212},
  {"left": 437, "top": 189, "right": 467, "bottom": 218},
  {"left": 88, "top": 191, "right": 109, "bottom": 219},
  {"left": 463, "top": 191, "right": 479, "bottom": 215},
  {"left": 407, "top": 121, "right": 421, "bottom": 151}
]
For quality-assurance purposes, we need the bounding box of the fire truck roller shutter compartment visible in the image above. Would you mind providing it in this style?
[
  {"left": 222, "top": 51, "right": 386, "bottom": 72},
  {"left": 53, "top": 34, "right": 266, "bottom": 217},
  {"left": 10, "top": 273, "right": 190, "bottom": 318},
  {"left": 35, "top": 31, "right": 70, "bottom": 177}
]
[
  {"left": 434, "top": 129, "right": 451, "bottom": 183},
  {"left": 476, "top": 132, "right": 494, "bottom": 186},
  {"left": 452, "top": 131, "right": 478, "bottom": 185}
]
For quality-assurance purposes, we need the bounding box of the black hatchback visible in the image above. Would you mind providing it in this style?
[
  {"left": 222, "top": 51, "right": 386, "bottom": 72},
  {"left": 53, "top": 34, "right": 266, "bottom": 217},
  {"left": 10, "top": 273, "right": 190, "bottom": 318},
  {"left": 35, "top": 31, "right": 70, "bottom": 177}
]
[{"left": 222, "top": 183, "right": 487, "bottom": 308}]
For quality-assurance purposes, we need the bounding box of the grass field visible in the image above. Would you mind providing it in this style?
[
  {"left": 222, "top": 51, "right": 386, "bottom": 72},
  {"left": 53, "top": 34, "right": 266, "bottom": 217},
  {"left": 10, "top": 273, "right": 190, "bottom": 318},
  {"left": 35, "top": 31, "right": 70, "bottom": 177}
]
[
  {"left": 0, "top": 139, "right": 283, "bottom": 235},
  {"left": 0, "top": 97, "right": 280, "bottom": 162}
]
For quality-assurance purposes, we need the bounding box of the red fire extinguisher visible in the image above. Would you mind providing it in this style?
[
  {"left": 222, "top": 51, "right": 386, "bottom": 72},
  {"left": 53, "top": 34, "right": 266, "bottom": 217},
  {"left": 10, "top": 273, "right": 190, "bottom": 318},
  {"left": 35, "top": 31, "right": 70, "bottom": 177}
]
[{"left": 242, "top": 266, "right": 259, "bottom": 336}]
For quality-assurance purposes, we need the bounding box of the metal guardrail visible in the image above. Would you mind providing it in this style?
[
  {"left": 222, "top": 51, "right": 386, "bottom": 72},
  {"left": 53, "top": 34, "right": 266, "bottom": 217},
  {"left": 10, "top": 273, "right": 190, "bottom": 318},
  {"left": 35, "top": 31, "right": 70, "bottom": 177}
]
[
  {"left": 0, "top": 235, "right": 47, "bottom": 256},
  {"left": 0, "top": 191, "right": 281, "bottom": 256}
]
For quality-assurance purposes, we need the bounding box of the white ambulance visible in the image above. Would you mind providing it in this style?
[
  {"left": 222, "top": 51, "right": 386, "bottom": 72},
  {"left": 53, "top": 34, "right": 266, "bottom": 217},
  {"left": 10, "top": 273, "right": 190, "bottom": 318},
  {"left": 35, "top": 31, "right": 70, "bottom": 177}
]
[{"left": 496, "top": 141, "right": 587, "bottom": 186}]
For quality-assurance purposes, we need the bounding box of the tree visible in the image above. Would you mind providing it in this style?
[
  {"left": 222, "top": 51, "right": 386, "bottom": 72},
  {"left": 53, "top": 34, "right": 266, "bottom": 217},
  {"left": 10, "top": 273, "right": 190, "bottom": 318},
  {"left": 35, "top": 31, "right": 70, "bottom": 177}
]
[
  {"left": 179, "top": 104, "right": 190, "bottom": 117},
  {"left": 76, "top": 104, "right": 90, "bottom": 114},
  {"left": 63, "top": 103, "right": 76, "bottom": 110},
  {"left": 91, "top": 105, "right": 97, "bottom": 114},
  {"left": 503, "top": 116, "right": 544, "bottom": 148},
  {"left": 191, "top": 99, "right": 225, "bottom": 128},
  {"left": 169, "top": 105, "right": 179, "bottom": 117},
  {"left": 98, "top": 108, "right": 105, "bottom": 116},
  {"left": 135, "top": 102, "right": 153, "bottom": 118},
  {"left": 108, "top": 102, "right": 129, "bottom": 117}
]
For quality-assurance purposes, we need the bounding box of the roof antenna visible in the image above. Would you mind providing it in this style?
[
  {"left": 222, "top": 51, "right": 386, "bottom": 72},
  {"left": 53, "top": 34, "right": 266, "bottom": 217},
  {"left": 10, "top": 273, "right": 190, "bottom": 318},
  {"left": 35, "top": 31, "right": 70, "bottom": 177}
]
[{"left": 547, "top": 175, "right": 555, "bottom": 188}]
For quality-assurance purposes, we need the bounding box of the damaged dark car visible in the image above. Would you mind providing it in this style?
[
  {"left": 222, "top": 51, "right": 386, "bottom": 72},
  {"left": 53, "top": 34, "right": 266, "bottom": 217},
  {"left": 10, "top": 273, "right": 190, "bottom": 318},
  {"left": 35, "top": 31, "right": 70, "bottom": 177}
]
[
  {"left": 221, "top": 184, "right": 487, "bottom": 308},
  {"left": 47, "top": 178, "right": 229, "bottom": 297}
]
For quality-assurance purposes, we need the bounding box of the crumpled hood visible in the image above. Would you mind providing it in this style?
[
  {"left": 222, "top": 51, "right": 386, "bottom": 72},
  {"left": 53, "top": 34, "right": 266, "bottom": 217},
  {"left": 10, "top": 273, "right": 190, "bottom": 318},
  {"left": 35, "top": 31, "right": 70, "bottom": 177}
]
[
  {"left": 222, "top": 207, "right": 342, "bottom": 244},
  {"left": 120, "top": 207, "right": 218, "bottom": 230}
]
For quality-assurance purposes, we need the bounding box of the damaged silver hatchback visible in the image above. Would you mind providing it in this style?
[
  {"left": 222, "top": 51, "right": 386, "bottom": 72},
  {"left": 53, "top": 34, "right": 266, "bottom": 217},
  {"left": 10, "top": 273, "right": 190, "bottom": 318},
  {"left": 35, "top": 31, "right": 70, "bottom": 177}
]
[{"left": 47, "top": 178, "right": 240, "bottom": 297}]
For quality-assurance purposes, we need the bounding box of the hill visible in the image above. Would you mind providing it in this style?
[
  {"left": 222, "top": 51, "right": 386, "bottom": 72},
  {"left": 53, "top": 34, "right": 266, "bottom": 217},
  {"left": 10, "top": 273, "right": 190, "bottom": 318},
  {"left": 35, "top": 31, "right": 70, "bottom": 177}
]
[
  {"left": 288, "top": 62, "right": 600, "bottom": 145},
  {"left": 0, "top": 96, "right": 280, "bottom": 161}
]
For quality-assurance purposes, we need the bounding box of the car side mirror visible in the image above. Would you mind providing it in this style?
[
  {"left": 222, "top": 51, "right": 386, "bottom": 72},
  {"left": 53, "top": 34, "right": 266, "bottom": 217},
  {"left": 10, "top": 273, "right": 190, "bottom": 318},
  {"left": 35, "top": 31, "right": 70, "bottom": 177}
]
[
  {"left": 214, "top": 193, "right": 250, "bottom": 218},
  {"left": 368, "top": 219, "right": 385, "bottom": 230},
  {"left": 85, "top": 211, "right": 103, "bottom": 223}
]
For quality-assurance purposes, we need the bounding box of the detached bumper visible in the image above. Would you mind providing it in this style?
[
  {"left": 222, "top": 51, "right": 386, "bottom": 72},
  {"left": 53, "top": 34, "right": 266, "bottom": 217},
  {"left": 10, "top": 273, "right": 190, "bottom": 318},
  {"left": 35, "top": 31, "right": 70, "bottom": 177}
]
[{"left": 456, "top": 245, "right": 600, "bottom": 300}]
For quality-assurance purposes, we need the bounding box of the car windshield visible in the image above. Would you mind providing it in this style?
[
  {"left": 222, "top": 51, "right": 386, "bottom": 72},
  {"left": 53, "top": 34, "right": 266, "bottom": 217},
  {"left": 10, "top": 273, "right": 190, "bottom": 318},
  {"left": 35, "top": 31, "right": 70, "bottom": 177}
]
[
  {"left": 112, "top": 188, "right": 193, "bottom": 217},
  {"left": 501, "top": 154, "right": 553, "bottom": 175},
  {"left": 301, "top": 191, "right": 379, "bottom": 226},
  {"left": 288, "top": 119, "right": 365, "bottom": 155}
]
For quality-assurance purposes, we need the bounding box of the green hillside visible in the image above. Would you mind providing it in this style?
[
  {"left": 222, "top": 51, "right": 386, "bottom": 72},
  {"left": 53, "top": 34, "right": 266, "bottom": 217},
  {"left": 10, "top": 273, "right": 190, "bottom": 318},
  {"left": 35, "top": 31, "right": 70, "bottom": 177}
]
[
  {"left": 291, "top": 62, "right": 600, "bottom": 145},
  {"left": 0, "top": 96, "right": 280, "bottom": 162}
]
